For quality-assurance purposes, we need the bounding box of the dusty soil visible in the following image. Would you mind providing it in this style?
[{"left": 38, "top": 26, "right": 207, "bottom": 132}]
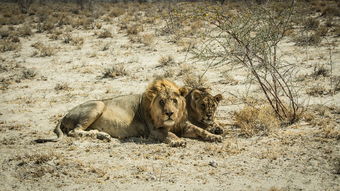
[{"left": 0, "top": 1, "right": 339, "bottom": 190}]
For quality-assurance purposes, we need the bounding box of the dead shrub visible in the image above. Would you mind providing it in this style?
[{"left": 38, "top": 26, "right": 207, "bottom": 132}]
[
  {"left": 183, "top": 73, "right": 209, "bottom": 89},
  {"left": 109, "top": 7, "right": 125, "bottom": 17},
  {"left": 0, "top": 40, "right": 20, "bottom": 52},
  {"left": 233, "top": 105, "right": 280, "bottom": 137},
  {"left": 321, "top": 6, "right": 340, "bottom": 17},
  {"left": 140, "top": 34, "right": 154, "bottom": 46},
  {"left": 158, "top": 55, "right": 175, "bottom": 67},
  {"left": 17, "top": 24, "right": 32, "bottom": 37},
  {"left": 306, "top": 84, "right": 329, "bottom": 96},
  {"left": 21, "top": 68, "right": 37, "bottom": 79},
  {"left": 127, "top": 24, "right": 142, "bottom": 35},
  {"left": 31, "top": 42, "right": 55, "bottom": 57},
  {"left": 54, "top": 83, "right": 71, "bottom": 91},
  {"left": 98, "top": 29, "right": 112, "bottom": 38},
  {"left": 303, "top": 17, "right": 319, "bottom": 30},
  {"left": 294, "top": 32, "right": 321, "bottom": 46},
  {"left": 312, "top": 64, "right": 329, "bottom": 78},
  {"left": 102, "top": 64, "right": 128, "bottom": 78}
]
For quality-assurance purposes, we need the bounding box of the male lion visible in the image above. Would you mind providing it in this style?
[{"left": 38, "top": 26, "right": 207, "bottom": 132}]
[
  {"left": 35, "top": 78, "right": 221, "bottom": 147},
  {"left": 186, "top": 88, "right": 224, "bottom": 135}
]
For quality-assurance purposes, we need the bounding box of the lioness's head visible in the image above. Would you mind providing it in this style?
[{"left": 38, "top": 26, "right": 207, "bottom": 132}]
[
  {"left": 187, "top": 88, "right": 223, "bottom": 125},
  {"left": 144, "top": 78, "right": 188, "bottom": 129}
]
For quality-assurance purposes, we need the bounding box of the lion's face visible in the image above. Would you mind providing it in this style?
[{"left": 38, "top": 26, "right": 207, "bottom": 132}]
[
  {"left": 145, "top": 79, "right": 188, "bottom": 129},
  {"left": 189, "top": 89, "right": 223, "bottom": 125}
]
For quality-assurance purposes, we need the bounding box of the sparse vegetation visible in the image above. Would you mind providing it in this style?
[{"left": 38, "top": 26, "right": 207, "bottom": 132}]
[{"left": 0, "top": 1, "right": 339, "bottom": 190}]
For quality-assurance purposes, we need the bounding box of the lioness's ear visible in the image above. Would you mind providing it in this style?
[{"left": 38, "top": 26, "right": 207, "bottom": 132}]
[
  {"left": 214, "top": 94, "right": 223, "bottom": 103},
  {"left": 179, "top": 87, "right": 189, "bottom": 97},
  {"left": 192, "top": 89, "right": 202, "bottom": 100}
]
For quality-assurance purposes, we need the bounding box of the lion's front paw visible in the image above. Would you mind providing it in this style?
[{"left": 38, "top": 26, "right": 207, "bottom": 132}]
[
  {"left": 169, "top": 140, "right": 187, "bottom": 147},
  {"left": 207, "top": 126, "right": 224, "bottom": 135}
]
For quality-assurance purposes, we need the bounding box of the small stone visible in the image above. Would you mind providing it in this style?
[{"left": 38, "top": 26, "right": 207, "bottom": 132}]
[{"left": 209, "top": 160, "right": 218, "bottom": 168}]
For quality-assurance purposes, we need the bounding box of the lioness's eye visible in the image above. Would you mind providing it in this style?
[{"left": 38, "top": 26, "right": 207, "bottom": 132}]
[
  {"left": 173, "top": 99, "right": 178, "bottom": 104},
  {"left": 159, "top": 100, "right": 165, "bottom": 106}
]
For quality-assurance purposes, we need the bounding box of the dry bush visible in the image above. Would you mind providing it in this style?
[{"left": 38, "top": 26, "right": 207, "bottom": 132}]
[
  {"left": 321, "top": 6, "right": 340, "bottom": 17},
  {"left": 233, "top": 105, "right": 280, "bottom": 137},
  {"left": 54, "top": 83, "right": 71, "bottom": 91},
  {"left": 163, "top": 68, "right": 176, "bottom": 78},
  {"left": 31, "top": 42, "right": 55, "bottom": 57},
  {"left": 21, "top": 68, "right": 37, "bottom": 80},
  {"left": 94, "top": 22, "right": 102, "bottom": 29},
  {"left": 334, "top": 26, "right": 340, "bottom": 37},
  {"left": 303, "top": 17, "right": 320, "bottom": 30},
  {"left": 98, "top": 29, "right": 112, "bottom": 38},
  {"left": 305, "top": 105, "right": 340, "bottom": 139},
  {"left": 0, "top": 40, "right": 20, "bottom": 52},
  {"left": 17, "top": 24, "right": 32, "bottom": 37},
  {"left": 70, "top": 36, "right": 84, "bottom": 46},
  {"left": 177, "top": 63, "right": 193, "bottom": 76},
  {"left": 312, "top": 64, "right": 330, "bottom": 78},
  {"left": 126, "top": 24, "right": 143, "bottom": 35},
  {"left": 102, "top": 64, "right": 128, "bottom": 79},
  {"left": 0, "top": 15, "right": 25, "bottom": 25},
  {"left": 183, "top": 73, "right": 209, "bottom": 89},
  {"left": 158, "top": 55, "right": 175, "bottom": 67},
  {"left": 109, "top": 7, "right": 126, "bottom": 17},
  {"left": 140, "top": 34, "right": 154, "bottom": 46},
  {"left": 306, "top": 84, "right": 329, "bottom": 96},
  {"left": 221, "top": 72, "right": 239, "bottom": 85},
  {"left": 294, "top": 32, "right": 321, "bottom": 46},
  {"left": 316, "top": 26, "right": 328, "bottom": 37}
]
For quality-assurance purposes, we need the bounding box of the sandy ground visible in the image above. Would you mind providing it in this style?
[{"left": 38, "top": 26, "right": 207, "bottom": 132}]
[{"left": 0, "top": 2, "right": 339, "bottom": 191}]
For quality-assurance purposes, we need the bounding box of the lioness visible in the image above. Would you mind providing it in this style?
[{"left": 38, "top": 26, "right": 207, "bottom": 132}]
[
  {"left": 35, "top": 78, "right": 221, "bottom": 147},
  {"left": 186, "top": 88, "right": 224, "bottom": 135}
]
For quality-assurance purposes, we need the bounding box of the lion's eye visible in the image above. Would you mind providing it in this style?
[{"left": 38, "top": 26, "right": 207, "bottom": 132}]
[
  {"left": 201, "top": 103, "right": 206, "bottom": 109},
  {"left": 173, "top": 99, "right": 178, "bottom": 104},
  {"left": 159, "top": 100, "right": 165, "bottom": 106}
]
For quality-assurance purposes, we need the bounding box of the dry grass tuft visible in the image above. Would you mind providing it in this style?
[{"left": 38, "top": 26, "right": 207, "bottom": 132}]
[
  {"left": 294, "top": 32, "right": 321, "bottom": 46},
  {"left": 31, "top": 42, "right": 55, "bottom": 57},
  {"left": 140, "top": 34, "right": 154, "bottom": 46},
  {"left": 54, "top": 83, "right": 71, "bottom": 91},
  {"left": 109, "top": 7, "right": 125, "bottom": 17},
  {"left": 0, "top": 39, "right": 20, "bottom": 52},
  {"left": 183, "top": 74, "right": 209, "bottom": 89},
  {"left": 102, "top": 64, "right": 128, "bottom": 79},
  {"left": 303, "top": 17, "right": 319, "bottom": 30},
  {"left": 158, "top": 55, "right": 175, "bottom": 67},
  {"left": 98, "top": 29, "right": 112, "bottom": 39},
  {"left": 233, "top": 105, "right": 280, "bottom": 137},
  {"left": 306, "top": 84, "right": 329, "bottom": 96}
]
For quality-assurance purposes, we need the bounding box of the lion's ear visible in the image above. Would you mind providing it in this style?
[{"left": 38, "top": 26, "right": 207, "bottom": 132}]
[
  {"left": 145, "top": 90, "right": 156, "bottom": 101},
  {"left": 214, "top": 94, "right": 223, "bottom": 103},
  {"left": 179, "top": 87, "right": 189, "bottom": 97}
]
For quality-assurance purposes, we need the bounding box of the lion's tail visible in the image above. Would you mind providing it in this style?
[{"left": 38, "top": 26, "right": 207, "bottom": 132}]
[{"left": 34, "top": 120, "right": 64, "bottom": 143}]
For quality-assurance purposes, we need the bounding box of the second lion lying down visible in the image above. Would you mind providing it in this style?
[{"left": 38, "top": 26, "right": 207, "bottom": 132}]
[{"left": 36, "top": 78, "right": 222, "bottom": 146}]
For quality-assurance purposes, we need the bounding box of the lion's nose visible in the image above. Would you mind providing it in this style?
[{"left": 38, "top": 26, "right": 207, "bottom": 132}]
[{"left": 166, "top": 112, "right": 173, "bottom": 117}]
